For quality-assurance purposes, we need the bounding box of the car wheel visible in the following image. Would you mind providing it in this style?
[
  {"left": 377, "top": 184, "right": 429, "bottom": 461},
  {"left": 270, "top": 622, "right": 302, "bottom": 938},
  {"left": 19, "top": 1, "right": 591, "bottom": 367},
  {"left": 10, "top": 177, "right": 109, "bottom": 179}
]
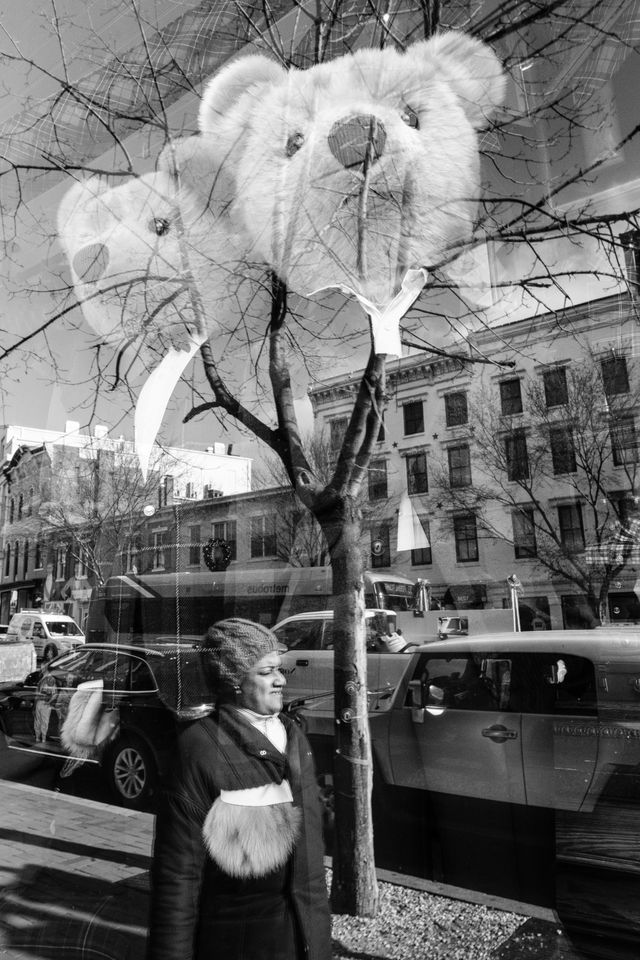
[
  {"left": 43, "top": 644, "right": 58, "bottom": 662},
  {"left": 106, "top": 734, "right": 157, "bottom": 810}
]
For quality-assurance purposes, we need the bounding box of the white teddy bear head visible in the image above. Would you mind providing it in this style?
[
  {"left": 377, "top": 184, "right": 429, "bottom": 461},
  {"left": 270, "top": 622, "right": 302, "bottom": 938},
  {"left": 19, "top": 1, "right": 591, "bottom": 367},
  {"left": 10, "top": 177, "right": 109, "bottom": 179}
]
[{"left": 198, "top": 30, "right": 505, "bottom": 306}]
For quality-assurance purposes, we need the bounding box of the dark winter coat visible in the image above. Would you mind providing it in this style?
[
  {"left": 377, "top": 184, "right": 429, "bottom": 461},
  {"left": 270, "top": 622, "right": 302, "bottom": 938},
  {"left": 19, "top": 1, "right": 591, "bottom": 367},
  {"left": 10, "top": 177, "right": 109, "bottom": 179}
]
[{"left": 147, "top": 704, "right": 332, "bottom": 960}]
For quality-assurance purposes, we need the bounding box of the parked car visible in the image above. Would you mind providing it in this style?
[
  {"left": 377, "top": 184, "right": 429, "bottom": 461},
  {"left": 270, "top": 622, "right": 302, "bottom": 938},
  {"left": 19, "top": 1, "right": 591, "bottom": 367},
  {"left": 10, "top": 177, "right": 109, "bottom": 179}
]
[
  {"left": 293, "top": 627, "right": 640, "bottom": 960},
  {"left": 0, "top": 640, "right": 212, "bottom": 809},
  {"left": 0, "top": 631, "right": 37, "bottom": 689},
  {"left": 6, "top": 611, "right": 85, "bottom": 661},
  {"left": 273, "top": 608, "right": 410, "bottom": 701}
]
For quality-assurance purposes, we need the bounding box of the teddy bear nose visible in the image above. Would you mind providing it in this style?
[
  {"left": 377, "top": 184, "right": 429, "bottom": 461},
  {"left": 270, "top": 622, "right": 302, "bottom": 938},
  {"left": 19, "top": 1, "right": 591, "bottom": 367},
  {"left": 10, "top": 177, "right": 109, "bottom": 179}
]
[
  {"left": 328, "top": 115, "right": 386, "bottom": 170},
  {"left": 73, "top": 242, "right": 110, "bottom": 283}
]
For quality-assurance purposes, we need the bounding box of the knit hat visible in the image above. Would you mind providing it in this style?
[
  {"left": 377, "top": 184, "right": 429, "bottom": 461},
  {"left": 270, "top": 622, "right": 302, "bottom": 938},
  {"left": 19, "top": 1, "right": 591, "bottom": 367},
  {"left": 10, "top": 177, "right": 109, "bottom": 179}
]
[{"left": 201, "top": 618, "right": 286, "bottom": 688}]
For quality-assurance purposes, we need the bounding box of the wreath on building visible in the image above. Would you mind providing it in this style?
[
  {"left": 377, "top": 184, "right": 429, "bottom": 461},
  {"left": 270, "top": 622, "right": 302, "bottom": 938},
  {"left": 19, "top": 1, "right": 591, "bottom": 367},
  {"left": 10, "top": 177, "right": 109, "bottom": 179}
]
[{"left": 203, "top": 538, "right": 232, "bottom": 571}]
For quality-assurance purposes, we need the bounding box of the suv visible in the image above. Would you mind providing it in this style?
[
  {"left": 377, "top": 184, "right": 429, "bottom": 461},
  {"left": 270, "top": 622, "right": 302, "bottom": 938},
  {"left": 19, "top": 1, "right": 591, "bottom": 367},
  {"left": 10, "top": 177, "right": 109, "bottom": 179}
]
[
  {"left": 7, "top": 611, "right": 85, "bottom": 661},
  {"left": 0, "top": 641, "right": 211, "bottom": 809},
  {"left": 273, "top": 609, "right": 409, "bottom": 701}
]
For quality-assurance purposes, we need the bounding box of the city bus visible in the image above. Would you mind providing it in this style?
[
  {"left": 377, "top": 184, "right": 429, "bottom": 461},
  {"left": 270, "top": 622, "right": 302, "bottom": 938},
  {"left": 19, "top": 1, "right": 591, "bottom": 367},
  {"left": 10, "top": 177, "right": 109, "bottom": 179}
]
[{"left": 84, "top": 566, "right": 420, "bottom": 645}]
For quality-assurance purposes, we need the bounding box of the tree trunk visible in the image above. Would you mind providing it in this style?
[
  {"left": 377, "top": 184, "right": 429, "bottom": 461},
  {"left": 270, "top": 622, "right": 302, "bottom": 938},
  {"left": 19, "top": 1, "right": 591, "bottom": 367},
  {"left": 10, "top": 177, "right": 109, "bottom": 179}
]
[{"left": 318, "top": 496, "right": 378, "bottom": 916}]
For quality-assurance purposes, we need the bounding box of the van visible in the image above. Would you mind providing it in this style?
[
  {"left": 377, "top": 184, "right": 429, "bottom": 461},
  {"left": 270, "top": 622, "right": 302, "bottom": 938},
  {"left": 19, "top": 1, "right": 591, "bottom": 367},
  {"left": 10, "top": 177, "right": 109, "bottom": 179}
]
[{"left": 7, "top": 611, "right": 85, "bottom": 661}]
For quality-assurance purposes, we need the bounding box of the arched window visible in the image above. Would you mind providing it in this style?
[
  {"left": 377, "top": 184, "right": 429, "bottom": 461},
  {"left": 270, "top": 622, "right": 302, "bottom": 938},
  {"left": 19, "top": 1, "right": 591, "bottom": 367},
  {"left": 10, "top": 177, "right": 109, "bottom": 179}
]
[
  {"left": 17, "top": 494, "right": 23, "bottom": 521},
  {"left": 13, "top": 541, "right": 19, "bottom": 579},
  {"left": 9, "top": 499, "right": 14, "bottom": 524}
]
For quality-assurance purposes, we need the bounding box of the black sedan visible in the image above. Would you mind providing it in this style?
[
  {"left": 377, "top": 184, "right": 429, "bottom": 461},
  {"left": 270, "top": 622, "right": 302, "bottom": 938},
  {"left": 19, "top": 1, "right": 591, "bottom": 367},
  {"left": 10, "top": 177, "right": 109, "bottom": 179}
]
[{"left": 0, "top": 640, "right": 213, "bottom": 809}]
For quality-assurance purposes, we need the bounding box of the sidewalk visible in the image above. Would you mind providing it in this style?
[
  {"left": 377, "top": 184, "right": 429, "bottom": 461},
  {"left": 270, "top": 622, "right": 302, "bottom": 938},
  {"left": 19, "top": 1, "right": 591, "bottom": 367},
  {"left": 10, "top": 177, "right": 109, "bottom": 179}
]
[
  {"left": 0, "top": 780, "right": 152, "bottom": 960},
  {"left": 0, "top": 780, "right": 581, "bottom": 960}
]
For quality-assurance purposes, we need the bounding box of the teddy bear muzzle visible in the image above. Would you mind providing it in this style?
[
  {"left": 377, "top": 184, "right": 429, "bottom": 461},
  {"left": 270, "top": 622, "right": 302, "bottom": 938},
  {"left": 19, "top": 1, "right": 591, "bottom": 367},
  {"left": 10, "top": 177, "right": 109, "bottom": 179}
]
[
  {"left": 328, "top": 115, "right": 387, "bottom": 171},
  {"left": 73, "top": 242, "right": 110, "bottom": 284}
]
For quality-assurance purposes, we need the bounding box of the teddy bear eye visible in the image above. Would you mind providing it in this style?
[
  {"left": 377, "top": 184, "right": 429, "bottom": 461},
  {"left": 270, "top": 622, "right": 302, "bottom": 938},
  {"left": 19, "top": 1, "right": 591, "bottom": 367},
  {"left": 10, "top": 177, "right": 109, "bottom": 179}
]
[
  {"left": 286, "top": 132, "right": 305, "bottom": 157},
  {"left": 400, "top": 106, "right": 419, "bottom": 129},
  {"left": 149, "top": 217, "right": 170, "bottom": 236}
]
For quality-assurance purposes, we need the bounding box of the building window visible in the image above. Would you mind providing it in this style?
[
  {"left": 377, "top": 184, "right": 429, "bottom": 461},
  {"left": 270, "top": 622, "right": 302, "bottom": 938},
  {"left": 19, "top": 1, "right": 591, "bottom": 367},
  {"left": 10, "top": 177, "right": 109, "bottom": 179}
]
[
  {"left": 403, "top": 400, "right": 424, "bottom": 436},
  {"left": 17, "top": 494, "right": 23, "bottom": 521},
  {"left": 250, "top": 516, "right": 277, "bottom": 558},
  {"left": 126, "top": 538, "right": 140, "bottom": 573},
  {"left": 34, "top": 542, "right": 43, "bottom": 570},
  {"left": 601, "top": 356, "right": 630, "bottom": 396},
  {"left": 621, "top": 229, "right": 640, "bottom": 297},
  {"left": 550, "top": 426, "right": 577, "bottom": 474},
  {"left": 543, "top": 367, "right": 568, "bottom": 407},
  {"left": 329, "top": 417, "right": 348, "bottom": 453},
  {"left": 371, "top": 524, "right": 391, "bottom": 568},
  {"left": 9, "top": 499, "right": 14, "bottom": 524},
  {"left": 55, "top": 545, "right": 67, "bottom": 580},
  {"left": 4, "top": 545, "right": 10, "bottom": 578},
  {"left": 368, "top": 459, "right": 388, "bottom": 500},
  {"left": 512, "top": 509, "right": 537, "bottom": 558},
  {"left": 23, "top": 540, "right": 29, "bottom": 579},
  {"left": 444, "top": 392, "right": 468, "bottom": 427},
  {"left": 411, "top": 517, "right": 432, "bottom": 566},
  {"left": 454, "top": 515, "right": 479, "bottom": 563},
  {"left": 448, "top": 444, "right": 472, "bottom": 488},
  {"left": 152, "top": 532, "right": 166, "bottom": 571},
  {"left": 500, "top": 379, "right": 523, "bottom": 415},
  {"left": 611, "top": 417, "right": 639, "bottom": 465},
  {"left": 13, "top": 541, "right": 19, "bottom": 579},
  {"left": 27, "top": 488, "right": 33, "bottom": 517},
  {"left": 558, "top": 504, "right": 585, "bottom": 553},
  {"left": 188, "top": 525, "right": 201, "bottom": 566},
  {"left": 212, "top": 520, "right": 237, "bottom": 561},
  {"left": 406, "top": 452, "right": 428, "bottom": 495},
  {"left": 504, "top": 430, "right": 529, "bottom": 481},
  {"left": 76, "top": 546, "right": 88, "bottom": 579}
]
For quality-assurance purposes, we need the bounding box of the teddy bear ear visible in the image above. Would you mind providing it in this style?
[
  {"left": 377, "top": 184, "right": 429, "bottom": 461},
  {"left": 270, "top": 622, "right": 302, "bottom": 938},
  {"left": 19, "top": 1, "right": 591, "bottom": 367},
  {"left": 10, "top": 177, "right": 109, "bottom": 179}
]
[
  {"left": 412, "top": 31, "right": 506, "bottom": 129},
  {"left": 198, "top": 55, "right": 286, "bottom": 133}
]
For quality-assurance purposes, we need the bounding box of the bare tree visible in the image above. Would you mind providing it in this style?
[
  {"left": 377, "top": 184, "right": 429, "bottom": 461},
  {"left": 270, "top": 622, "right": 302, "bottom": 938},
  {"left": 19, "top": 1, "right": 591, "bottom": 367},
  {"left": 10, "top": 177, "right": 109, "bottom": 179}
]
[
  {"left": 432, "top": 355, "right": 640, "bottom": 624},
  {"left": 1, "top": 0, "right": 640, "bottom": 919},
  {"left": 39, "top": 441, "right": 170, "bottom": 586}
]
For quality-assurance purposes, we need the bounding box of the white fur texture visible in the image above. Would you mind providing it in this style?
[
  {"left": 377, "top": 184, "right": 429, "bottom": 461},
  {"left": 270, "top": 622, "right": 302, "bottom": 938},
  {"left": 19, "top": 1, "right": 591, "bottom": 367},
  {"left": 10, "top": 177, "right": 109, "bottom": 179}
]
[
  {"left": 202, "top": 798, "right": 301, "bottom": 878},
  {"left": 198, "top": 30, "right": 506, "bottom": 305},
  {"left": 60, "top": 681, "right": 119, "bottom": 760}
]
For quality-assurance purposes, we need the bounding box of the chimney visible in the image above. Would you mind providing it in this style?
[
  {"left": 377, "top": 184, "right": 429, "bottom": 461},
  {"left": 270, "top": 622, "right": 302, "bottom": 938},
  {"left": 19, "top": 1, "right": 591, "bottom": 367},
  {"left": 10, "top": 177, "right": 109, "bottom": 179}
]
[{"left": 93, "top": 424, "right": 108, "bottom": 439}]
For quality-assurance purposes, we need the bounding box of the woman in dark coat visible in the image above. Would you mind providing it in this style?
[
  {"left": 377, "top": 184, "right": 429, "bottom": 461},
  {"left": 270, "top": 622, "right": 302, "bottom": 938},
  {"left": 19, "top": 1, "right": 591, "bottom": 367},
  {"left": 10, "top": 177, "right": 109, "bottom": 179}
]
[{"left": 147, "top": 618, "right": 332, "bottom": 960}]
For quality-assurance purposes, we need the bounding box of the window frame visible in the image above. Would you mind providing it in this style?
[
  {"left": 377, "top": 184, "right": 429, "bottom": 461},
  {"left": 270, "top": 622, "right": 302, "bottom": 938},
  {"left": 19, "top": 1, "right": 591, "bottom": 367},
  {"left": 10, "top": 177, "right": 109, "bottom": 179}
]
[
  {"left": 411, "top": 516, "right": 432, "bottom": 566},
  {"left": 447, "top": 443, "right": 472, "bottom": 488},
  {"left": 504, "top": 429, "right": 530, "bottom": 481},
  {"left": 454, "top": 514, "right": 479, "bottom": 563},
  {"left": 558, "top": 503, "right": 585, "bottom": 553},
  {"left": 499, "top": 378, "right": 523, "bottom": 416},
  {"left": 601, "top": 356, "right": 630, "bottom": 396},
  {"left": 250, "top": 515, "right": 277, "bottom": 559},
  {"left": 403, "top": 400, "right": 425, "bottom": 436},
  {"left": 550, "top": 425, "right": 577, "bottom": 474},
  {"left": 512, "top": 508, "right": 537, "bottom": 559},
  {"left": 406, "top": 452, "right": 428, "bottom": 495},
  {"left": 444, "top": 392, "right": 468, "bottom": 427},
  {"left": 543, "top": 367, "right": 569, "bottom": 407},
  {"left": 368, "top": 459, "right": 388, "bottom": 501}
]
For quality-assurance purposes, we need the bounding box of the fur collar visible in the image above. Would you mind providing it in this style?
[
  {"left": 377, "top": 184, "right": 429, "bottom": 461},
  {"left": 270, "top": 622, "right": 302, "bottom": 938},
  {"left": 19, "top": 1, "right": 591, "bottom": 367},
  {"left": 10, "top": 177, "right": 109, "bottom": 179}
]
[{"left": 202, "top": 799, "right": 301, "bottom": 877}]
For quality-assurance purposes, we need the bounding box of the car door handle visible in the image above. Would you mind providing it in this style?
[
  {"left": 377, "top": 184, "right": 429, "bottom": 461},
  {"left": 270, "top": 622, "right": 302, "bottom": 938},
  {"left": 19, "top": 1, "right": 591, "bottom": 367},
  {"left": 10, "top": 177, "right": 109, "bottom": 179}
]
[
  {"left": 482, "top": 724, "right": 518, "bottom": 743},
  {"left": 295, "top": 659, "right": 309, "bottom": 667}
]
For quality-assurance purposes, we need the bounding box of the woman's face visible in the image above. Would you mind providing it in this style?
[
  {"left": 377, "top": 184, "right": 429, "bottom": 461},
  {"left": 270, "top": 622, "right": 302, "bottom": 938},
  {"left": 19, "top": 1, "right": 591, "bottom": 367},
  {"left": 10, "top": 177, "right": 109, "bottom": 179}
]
[{"left": 238, "top": 651, "right": 286, "bottom": 715}]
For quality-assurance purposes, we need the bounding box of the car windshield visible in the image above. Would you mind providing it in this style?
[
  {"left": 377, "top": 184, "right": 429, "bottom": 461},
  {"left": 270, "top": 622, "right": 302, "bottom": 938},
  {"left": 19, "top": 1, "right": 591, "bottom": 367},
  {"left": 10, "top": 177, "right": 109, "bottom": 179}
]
[{"left": 45, "top": 620, "right": 82, "bottom": 636}]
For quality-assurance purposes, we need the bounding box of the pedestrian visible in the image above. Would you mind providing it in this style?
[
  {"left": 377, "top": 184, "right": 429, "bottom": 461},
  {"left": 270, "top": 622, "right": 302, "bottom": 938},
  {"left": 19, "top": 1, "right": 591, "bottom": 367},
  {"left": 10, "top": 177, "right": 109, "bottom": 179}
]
[{"left": 147, "top": 617, "right": 332, "bottom": 960}]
